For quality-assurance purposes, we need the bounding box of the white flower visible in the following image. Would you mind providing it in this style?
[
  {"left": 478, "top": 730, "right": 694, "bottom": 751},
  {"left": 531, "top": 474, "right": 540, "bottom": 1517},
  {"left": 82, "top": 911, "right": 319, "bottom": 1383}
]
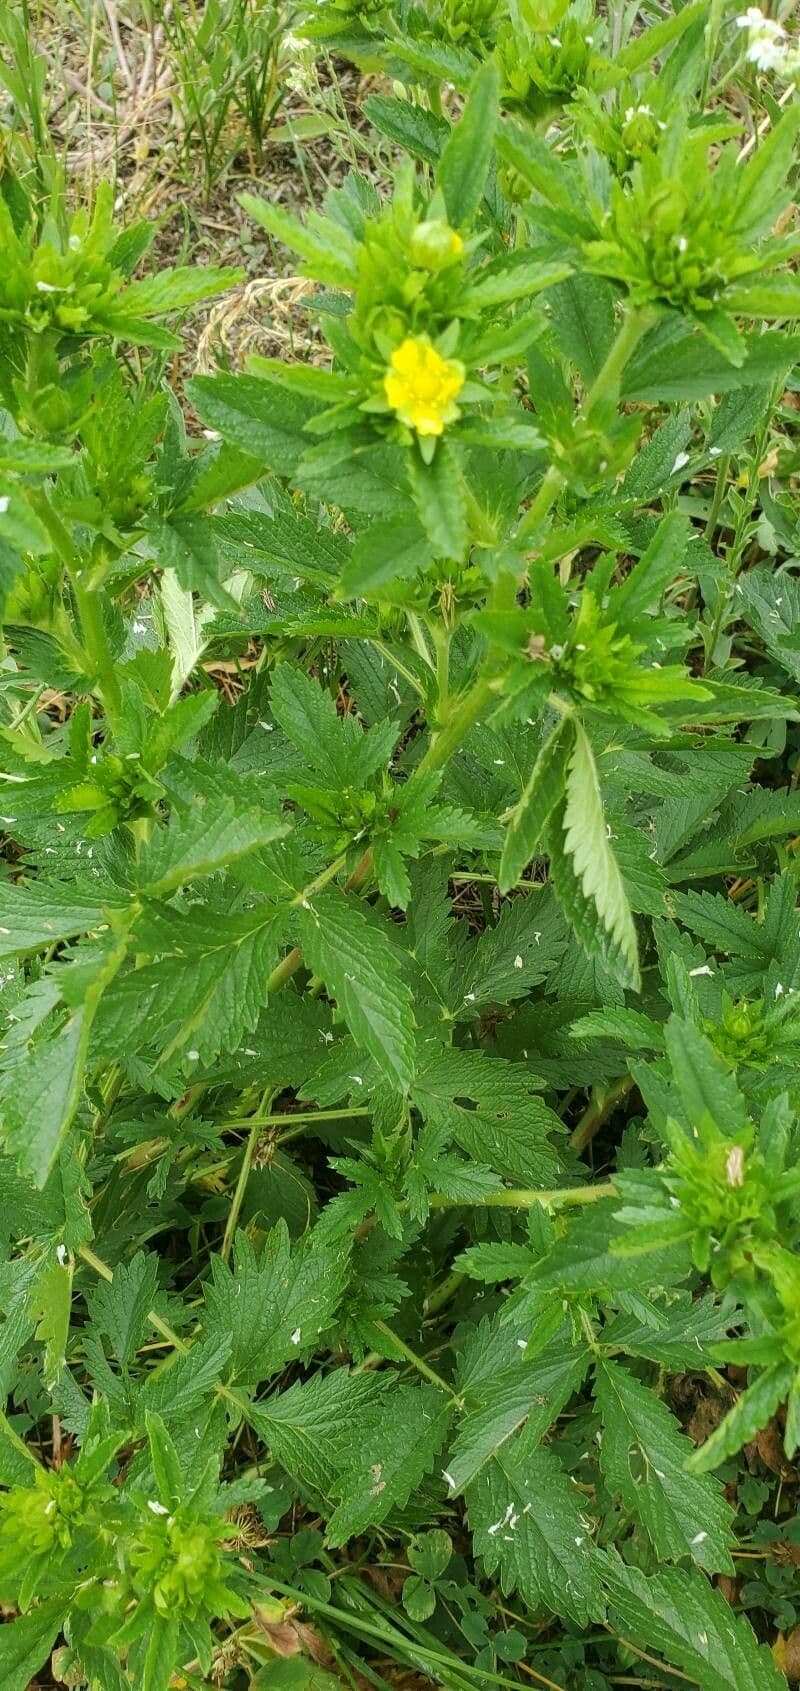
[
  {"left": 747, "top": 33, "right": 789, "bottom": 70},
  {"left": 736, "top": 6, "right": 782, "bottom": 32},
  {"left": 736, "top": 7, "right": 794, "bottom": 74}
]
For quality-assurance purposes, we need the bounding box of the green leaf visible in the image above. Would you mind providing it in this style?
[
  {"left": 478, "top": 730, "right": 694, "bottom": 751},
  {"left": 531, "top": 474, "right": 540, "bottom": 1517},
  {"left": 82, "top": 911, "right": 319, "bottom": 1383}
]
[
  {"left": 114, "top": 265, "right": 241, "bottom": 318},
  {"left": 89, "top": 1250, "right": 160, "bottom": 1366},
  {"left": 362, "top": 94, "right": 448, "bottom": 165},
  {"left": 437, "top": 58, "right": 500, "bottom": 228},
  {"left": 408, "top": 441, "right": 467, "bottom": 562},
  {"left": 610, "top": 511, "right": 689, "bottom": 630},
  {"left": 298, "top": 892, "right": 416, "bottom": 1091},
  {"left": 187, "top": 373, "right": 319, "bottom": 477},
  {"left": 549, "top": 722, "right": 640, "bottom": 991},
  {"left": 203, "top": 1225, "right": 348, "bottom": 1390},
  {"left": 527, "top": 1201, "right": 692, "bottom": 1296},
  {"left": 29, "top": 1251, "right": 73, "bottom": 1392},
  {"left": 0, "top": 1599, "right": 66, "bottom": 1691},
  {"left": 2, "top": 1009, "right": 86, "bottom": 1187},
  {"left": 145, "top": 1410, "right": 184, "bottom": 1510},
  {"left": 623, "top": 327, "right": 800, "bottom": 403},
  {"left": 663, "top": 1017, "right": 748, "bottom": 1136},
  {"left": 468, "top": 1442, "right": 603, "bottom": 1626},
  {"left": 499, "top": 716, "right": 575, "bottom": 893},
  {"left": 238, "top": 193, "right": 359, "bottom": 288},
  {"left": 603, "top": 1556, "right": 787, "bottom": 1691},
  {"left": 136, "top": 768, "right": 290, "bottom": 896},
  {"left": 547, "top": 273, "right": 616, "bottom": 383},
  {"left": 326, "top": 1383, "right": 453, "bottom": 1545},
  {"left": 448, "top": 1324, "right": 590, "bottom": 1493},
  {"left": 248, "top": 1369, "right": 388, "bottom": 1499},
  {"left": 457, "top": 893, "right": 565, "bottom": 1012},
  {"left": 341, "top": 516, "right": 433, "bottom": 598},
  {"left": 96, "top": 904, "right": 289, "bottom": 1068},
  {"left": 412, "top": 1050, "right": 563, "bottom": 1187},
  {"left": 0, "top": 881, "right": 115, "bottom": 958},
  {"left": 570, "top": 1006, "right": 663, "bottom": 1050},
  {"left": 142, "top": 1614, "right": 180, "bottom": 1691},
  {"left": 595, "top": 1359, "right": 734, "bottom": 1572},
  {"left": 671, "top": 889, "right": 771, "bottom": 963}
]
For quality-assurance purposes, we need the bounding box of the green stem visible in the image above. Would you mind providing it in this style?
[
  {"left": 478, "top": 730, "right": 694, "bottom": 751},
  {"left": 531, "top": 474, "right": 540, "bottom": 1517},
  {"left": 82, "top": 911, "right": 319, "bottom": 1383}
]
[
  {"left": 428, "top": 1181, "right": 615, "bottom": 1210},
  {"left": 423, "top": 1268, "right": 464, "bottom": 1318},
  {"left": 703, "top": 452, "right": 731, "bottom": 541},
  {"left": 431, "top": 623, "right": 451, "bottom": 722},
  {"left": 569, "top": 1077, "right": 633, "bottom": 1153},
  {"left": 72, "top": 573, "right": 124, "bottom": 726},
  {"left": 407, "top": 611, "right": 435, "bottom": 671},
  {"left": 516, "top": 463, "right": 564, "bottom": 541},
  {"left": 584, "top": 304, "right": 657, "bottom": 424},
  {"left": 416, "top": 672, "right": 495, "bottom": 776},
  {"left": 221, "top": 1090, "right": 274, "bottom": 1263},
  {"left": 264, "top": 946, "right": 303, "bottom": 995},
  {"left": 223, "top": 1106, "right": 372, "bottom": 1133},
  {"left": 372, "top": 1320, "right": 459, "bottom": 1400}
]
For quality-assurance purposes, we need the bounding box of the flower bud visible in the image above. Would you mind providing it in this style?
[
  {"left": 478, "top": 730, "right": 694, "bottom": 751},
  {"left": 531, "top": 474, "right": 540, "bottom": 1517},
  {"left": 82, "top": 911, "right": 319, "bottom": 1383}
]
[{"left": 409, "top": 220, "right": 464, "bottom": 271}]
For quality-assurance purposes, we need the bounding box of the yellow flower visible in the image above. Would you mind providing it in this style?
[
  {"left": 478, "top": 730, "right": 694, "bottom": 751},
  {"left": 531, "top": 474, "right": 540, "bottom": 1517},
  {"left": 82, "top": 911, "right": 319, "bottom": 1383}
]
[{"left": 384, "top": 337, "right": 465, "bottom": 438}]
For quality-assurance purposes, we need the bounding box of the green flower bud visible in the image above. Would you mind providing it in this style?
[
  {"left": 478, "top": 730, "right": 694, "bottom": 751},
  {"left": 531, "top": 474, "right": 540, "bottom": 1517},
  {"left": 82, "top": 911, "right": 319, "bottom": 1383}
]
[{"left": 409, "top": 220, "right": 465, "bottom": 271}]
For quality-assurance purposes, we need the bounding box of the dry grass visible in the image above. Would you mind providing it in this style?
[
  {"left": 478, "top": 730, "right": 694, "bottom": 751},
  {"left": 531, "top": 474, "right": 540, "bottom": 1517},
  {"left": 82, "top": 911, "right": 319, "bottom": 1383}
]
[{"left": 8, "top": 2, "right": 389, "bottom": 377}]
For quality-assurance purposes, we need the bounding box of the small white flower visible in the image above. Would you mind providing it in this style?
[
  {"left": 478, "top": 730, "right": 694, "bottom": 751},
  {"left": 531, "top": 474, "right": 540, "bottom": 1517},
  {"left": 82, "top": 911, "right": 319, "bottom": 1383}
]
[{"left": 747, "top": 34, "right": 789, "bottom": 70}]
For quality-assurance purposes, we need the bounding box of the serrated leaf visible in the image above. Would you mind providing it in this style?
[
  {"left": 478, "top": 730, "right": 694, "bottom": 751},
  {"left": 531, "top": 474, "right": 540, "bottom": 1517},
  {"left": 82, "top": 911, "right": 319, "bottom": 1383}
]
[
  {"left": 0, "top": 881, "right": 116, "bottom": 958},
  {"left": 203, "top": 1225, "right": 348, "bottom": 1390},
  {"left": 326, "top": 1383, "right": 453, "bottom": 1545},
  {"left": 408, "top": 441, "right": 467, "bottom": 562},
  {"left": 341, "top": 516, "right": 432, "bottom": 598},
  {"left": 458, "top": 892, "right": 565, "bottom": 1012},
  {"left": 89, "top": 1250, "right": 161, "bottom": 1367},
  {"left": 527, "top": 1200, "right": 692, "bottom": 1296},
  {"left": 610, "top": 511, "right": 690, "bottom": 630},
  {"left": 2, "top": 1009, "right": 86, "bottom": 1187},
  {"left": 137, "top": 772, "right": 290, "bottom": 897},
  {"left": 0, "top": 1599, "right": 66, "bottom": 1691},
  {"left": 412, "top": 1050, "right": 563, "bottom": 1187},
  {"left": 437, "top": 58, "right": 500, "bottom": 227},
  {"left": 468, "top": 1443, "right": 603, "bottom": 1626},
  {"left": 663, "top": 1016, "right": 748, "bottom": 1136},
  {"left": 248, "top": 1369, "right": 388, "bottom": 1499},
  {"left": 141, "top": 1615, "right": 180, "bottom": 1691},
  {"left": 448, "top": 1325, "right": 589, "bottom": 1493},
  {"left": 595, "top": 1359, "right": 734, "bottom": 1572},
  {"left": 298, "top": 891, "right": 416, "bottom": 1091},
  {"left": 603, "top": 1556, "right": 787, "bottom": 1691},
  {"left": 499, "top": 716, "right": 575, "bottom": 893},
  {"left": 550, "top": 723, "right": 640, "bottom": 990},
  {"left": 29, "top": 1252, "right": 73, "bottom": 1392}
]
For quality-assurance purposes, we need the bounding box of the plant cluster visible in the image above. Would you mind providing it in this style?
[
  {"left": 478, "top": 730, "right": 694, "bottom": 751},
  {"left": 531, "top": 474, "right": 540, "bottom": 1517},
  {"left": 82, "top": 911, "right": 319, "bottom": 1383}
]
[{"left": 2, "top": 2, "right": 800, "bottom": 1689}]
